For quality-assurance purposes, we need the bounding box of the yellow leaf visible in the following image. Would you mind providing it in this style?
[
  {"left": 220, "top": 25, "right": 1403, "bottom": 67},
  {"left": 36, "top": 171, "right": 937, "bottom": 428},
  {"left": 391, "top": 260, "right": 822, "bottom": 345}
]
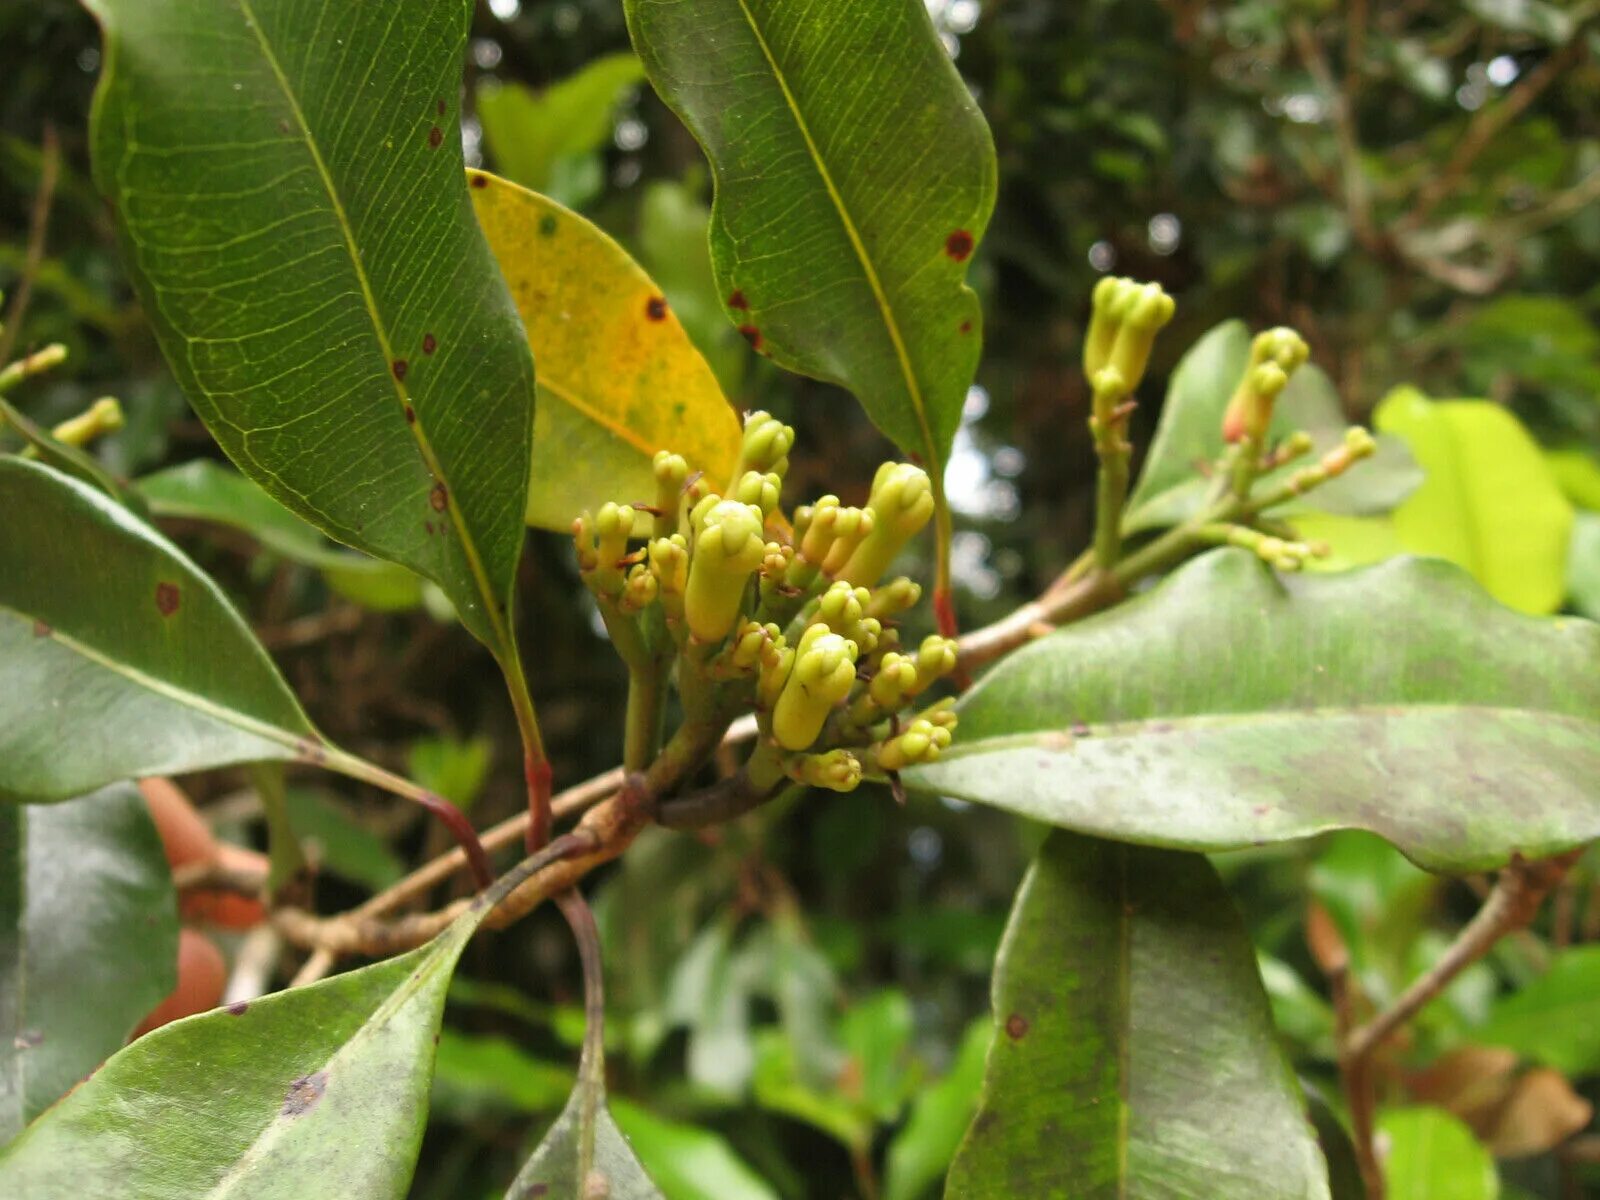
[{"left": 469, "top": 170, "right": 743, "bottom": 531}]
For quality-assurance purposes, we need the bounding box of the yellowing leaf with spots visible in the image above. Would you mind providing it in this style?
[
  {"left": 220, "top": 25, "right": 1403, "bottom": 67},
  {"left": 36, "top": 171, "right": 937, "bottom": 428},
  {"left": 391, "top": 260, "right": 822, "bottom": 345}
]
[{"left": 469, "top": 171, "right": 743, "bottom": 531}]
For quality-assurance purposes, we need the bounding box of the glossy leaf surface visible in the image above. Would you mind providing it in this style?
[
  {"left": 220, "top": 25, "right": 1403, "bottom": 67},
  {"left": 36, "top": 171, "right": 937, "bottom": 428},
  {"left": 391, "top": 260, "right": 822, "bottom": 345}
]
[
  {"left": 624, "top": 0, "right": 996, "bottom": 476},
  {"left": 1124, "top": 320, "right": 1419, "bottom": 533},
  {"left": 0, "top": 903, "right": 481, "bottom": 1197},
  {"left": 906, "top": 549, "right": 1600, "bottom": 871},
  {"left": 0, "top": 458, "right": 314, "bottom": 802},
  {"left": 85, "top": 0, "right": 534, "bottom": 653},
  {"left": 945, "top": 832, "right": 1329, "bottom": 1198},
  {"left": 0, "top": 783, "right": 177, "bottom": 1141},
  {"left": 468, "top": 172, "right": 742, "bottom": 530}
]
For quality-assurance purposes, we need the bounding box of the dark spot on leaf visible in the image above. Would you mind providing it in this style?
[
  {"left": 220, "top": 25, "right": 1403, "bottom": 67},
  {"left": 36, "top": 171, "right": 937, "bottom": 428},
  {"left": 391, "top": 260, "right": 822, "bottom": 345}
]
[
  {"left": 31, "top": 620, "right": 51, "bottom": 638},
  {"left": 155, "top": 582, "right": 181, "bottom": 617},
  {"left": 527, "top": 1187, "right": 550, "bottom": 1198},
  {"left": 227, "top": 1002, "right": 249, "bottom": 1016},
  {"left": 281, "top": 1071, "right": 327, "bottom": 1116},
  {"left": 277, "top": 118, "right": 292, "bottom": 135},
  {"left": 430, "top": 482, "right": 448, "bottom": 512},
  {"left": 428, "top": 125, "right": 443, "bottom": 149},
  {"left": 404, "top": 403, "right": 416, "bottom": 425},
  {"left": 728, "top": 289, "right": 749, "bottom": 310},
  {"left": 1005, "top": 1013, "right": 1029, "bottom": 1040},
  {"left": 295, "top": 735, "right": 327, "bottom": 766},
  {"left": 538, "top": 214, "right": 558, "bottom": 237},
  {"left": 422, "top": 332, "right": 437, "bottom": 355},
  {"left": 959, "top": 319, "right": 973, "bottom": 334},
  {"left": 392, "top": 359, "right": 408, "bottom": 382},
  {"left": 739, "top": 325, "right": 763, "bottom": 350},
  {"left": 470, "top": 174, "right": 489, "bottom": 189},
  {"left": 945, "top": 229, "right": 974, "bottom": 261},
  {"left": 645, "top": 295, "right": 668, "bottom": 321},
  {"left": 424, "top": 520, "right": 434, "bottom": 535},
  {"left": 436, "top": 98, "right": 447, "bottom": 116},
  {"left": 13, "top": 1030, "right": 43, "bottom": 1049}
]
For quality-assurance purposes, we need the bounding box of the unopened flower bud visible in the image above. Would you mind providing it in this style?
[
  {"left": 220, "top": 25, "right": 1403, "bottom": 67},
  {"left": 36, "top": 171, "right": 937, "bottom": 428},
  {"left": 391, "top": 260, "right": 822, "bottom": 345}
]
[
  {"left": 1106, "top": 282, "right": 1175, "bottom": 394},
  {"left": 757, "top": 643, "right": 795, "bottom": 710},
  {"left": 730, "top": 620, "right": 781, "bottom": 671},
  {"left": 876, "top": 717, "right": 953, "bottom": 772},
  {"left": 867, "top": 652, "right": 918, "bottom": 712},
  {"left": 653, "top": 451, "right": 689, "bottom": 535},
  {"left": 734, "top": 469, "right": 782, "bottom": 518},
  {"left": 618, "top": 565, "right": 659, "bottom": 614},
  {"left": 920, "top": 698, "right": 959, "bottom": 730},
  {"left": 1223, "top": 328, "right": 1310, "bottom": 444},
  {"left": 685, "top": 500, "right": 767, "bottom": 642},
  {"left": 786, "top": 748, "right": 862, "bottom": 793},
  {"left": 736, "top": 411, "right": 795, "bottom": 479},
  {"left": 911, "top": 635, "right": 959, "bottom": 696},
  {"left": 51, "top": 397, "right": 124, "bottom": 448},
  {"left": 864, "top": 577, "right": 922, "bottom": 622},
  {"left": 773, "top": 624, "right": 858, "bottom": 750},
  {"left": 838, "top": 463, "right": 935, "bottom": 586},
  {"left": 1083, "top": 276, "right": 1142, "bottom": 381}
]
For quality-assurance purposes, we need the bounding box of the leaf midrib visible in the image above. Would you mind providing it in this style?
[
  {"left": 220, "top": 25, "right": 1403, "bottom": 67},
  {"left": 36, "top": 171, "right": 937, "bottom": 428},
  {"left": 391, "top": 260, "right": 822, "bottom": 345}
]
[
  {"left": 940, "top": 703, "right": 1600, "bottom": 761},
  {"left": 0, "top": 606, "right": 306, "bottom": 757},
  {"left": 727, "top": 0, "right": 939, "bottom": 470},
  {"left": 234, "top": 0, "right": 515, "bottom": 657}
]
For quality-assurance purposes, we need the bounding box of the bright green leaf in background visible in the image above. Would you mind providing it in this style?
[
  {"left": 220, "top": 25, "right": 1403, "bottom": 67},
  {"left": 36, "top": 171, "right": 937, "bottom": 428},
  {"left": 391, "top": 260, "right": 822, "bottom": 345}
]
[
  {"left": 85, "top": 0, "right": 534, "bottom": 659},
  {"left": 1124, "top": 320, "right": 1420, "bottom": 534},
  {"left": 611, "top": 1101, "right": 779, "bottom": 1200},
  {"left": 476, "top": 54, "right": 646, "bottom": 210},
  {"left": 625, "top": 0, "right": 997, "bottom": 542},
  {"left": 1567, "top": 512, "right": 1600, "bottom": 619},
  {"left": 1548, "top": 447, "right": 1600, "bottom": 510},
  {"left": 906, "top": 549, "right": 1600, "bottom": 872},
  {"left": 1377, "top": 1108, "right": 1500, "bottom": 1200},
  {"left": 1476, "top": 946, "right": 1600, "bottom": 1078},
  {"left": 0, "top": 783, "right": 177, "bottom": 1141},
  {"left": 139, "top": 461, "right": 428, "bottom": 613},
  {"left": 0, "top": 458, "right": 316, "bottom": 802},
  {"left": 0, "top": 900, "right": 483, "bottom": 1198},
  {"left": 1299, "top": 389, "right": 1575, "bottom": 614},
  {"left": 468, "top": 172, "right": 742, "bottom": 531},
  {"left": 946, "top": 832, "right": 1330, "bottom": 1198},
  {"left": 283, "top": 789, "right": 405, "bottom": 892},
  {"left": 883, "top": 1019, "right": 990, "bottom": 1200}
]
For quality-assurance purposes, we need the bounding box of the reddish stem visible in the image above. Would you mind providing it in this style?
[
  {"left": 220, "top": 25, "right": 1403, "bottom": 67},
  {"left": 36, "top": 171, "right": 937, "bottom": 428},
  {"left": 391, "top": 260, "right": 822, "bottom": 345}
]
[{"left": 524, "top": 753, "right": 553, "bottom": 854}]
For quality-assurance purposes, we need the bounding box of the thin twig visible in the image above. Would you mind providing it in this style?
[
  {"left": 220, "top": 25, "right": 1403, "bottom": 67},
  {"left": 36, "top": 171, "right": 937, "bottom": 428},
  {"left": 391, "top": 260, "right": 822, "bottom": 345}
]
[
  {"left": 0, "top": 124, "right": 59, "bottom": 371},
  {"left": 1343, "top": 849, "right": 1582, "bottom": 1061}
]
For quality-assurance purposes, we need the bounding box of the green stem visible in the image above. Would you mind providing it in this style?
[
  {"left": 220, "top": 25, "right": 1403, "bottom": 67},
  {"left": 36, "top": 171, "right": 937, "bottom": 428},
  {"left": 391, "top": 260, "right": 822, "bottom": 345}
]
[
  {"left": 622, "top": 661, "right": 665, "bottom": 773},
  {"left": 500, "top": 649, "right": 553, "bottom": 855}
]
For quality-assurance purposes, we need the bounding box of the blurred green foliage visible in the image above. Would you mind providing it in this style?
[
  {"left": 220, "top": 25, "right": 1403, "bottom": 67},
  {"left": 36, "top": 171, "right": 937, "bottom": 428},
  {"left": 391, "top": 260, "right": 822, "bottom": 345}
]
[{"left": 2, "top": 0, "right": 1598, "bottom": 1195}]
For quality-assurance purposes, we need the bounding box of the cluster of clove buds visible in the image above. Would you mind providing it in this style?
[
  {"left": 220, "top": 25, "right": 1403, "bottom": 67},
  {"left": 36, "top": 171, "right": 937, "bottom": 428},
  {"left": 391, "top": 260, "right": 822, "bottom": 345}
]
[{"left": 573, "top": 412, "right": 959, "bottom": 799}]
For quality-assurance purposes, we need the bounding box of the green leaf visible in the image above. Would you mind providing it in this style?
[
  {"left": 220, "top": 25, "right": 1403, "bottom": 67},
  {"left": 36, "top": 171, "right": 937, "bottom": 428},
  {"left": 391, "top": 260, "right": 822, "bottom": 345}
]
[
  {"left": 1568, "top": 512, "right": 1600, "bottom": 620},
  {"left": 1376, "top": 388, "right": 1575, "bottom": 614},
  {"left": 85, "top": 0, "right": 534, "bottom": 658},
  {"left": 945, "top": 832, "right": 1330, "bottom": 1198},
  {"left": 138, "top": 461, "right": 427, "bottom": 612},
  {"left": 883, "top": 1019, "right": 990, "bottom": 1200},
  {"left": 476, "top": 54, "right": 645, "bottom": 209},
  {"left": 1548, "top": 447, "right": 1600, "bottom": 510},
  {"left": 429, "top": 1030, "right": 573, "bottom": 1122},
  {"left": 1, "top": 783, "right": 177, "bottom": 1142},
  {"left": 468, "top": 172, "right": 743, "bottom": 532},
  {"left": 905, "top": 549, "right": 1600, "bottom": 872},
  {"left": 1124, "top": 320, "right": 1419, "bottom": 534},
  {"left": 0, "top": 896, "right": 487, "bottom": 1197},
  {"left": 1476, "top": 945, "right": 1600, "bottom": 1076},
  {"left": 407, "top": 734, "right": 493, "bottom": 812},
  {"left": 283, "top": 788, "right": 404, "bottom": 891},
  {"left": 624, "top": 0, "right": 996, "bottom": 484},
  {"left": 664, "top": 920, "right": 754, "bottom": 1097},
  {"left": 1377, "top": 1108, "right": 1499, "bottom": 1200},
  {"left": 504, "top": 1079, "right": 664, "bottom": 1200},
  {"left": 0, "top": 458, "right": 316, "bottom": 802},
  {"left": 611, "top": 1099, "right": 779, "bottom": 1200}
]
